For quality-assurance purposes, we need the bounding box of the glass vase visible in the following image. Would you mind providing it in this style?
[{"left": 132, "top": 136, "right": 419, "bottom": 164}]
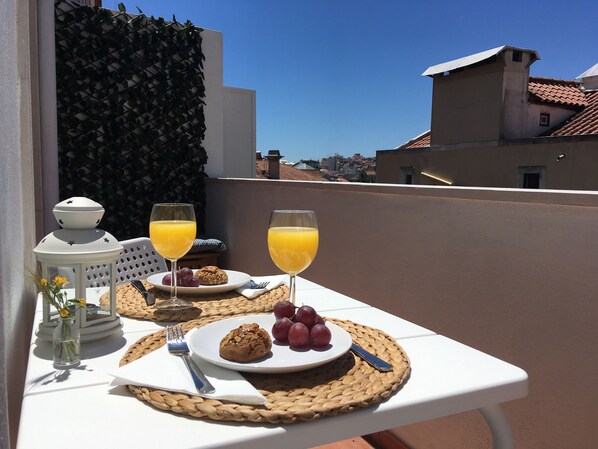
[{"left": 53, "top": 316, "right": 80, "bottom": 369}]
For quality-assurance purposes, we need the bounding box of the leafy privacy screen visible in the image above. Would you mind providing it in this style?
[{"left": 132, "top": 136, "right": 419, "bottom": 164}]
[{"left": 55, "top": 1, "right": 207, "bottom": 239}]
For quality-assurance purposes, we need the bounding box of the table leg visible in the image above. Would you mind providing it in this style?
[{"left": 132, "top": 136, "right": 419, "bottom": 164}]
[{"left": 477, "top": 404, "right": 514, "bottom": 449}]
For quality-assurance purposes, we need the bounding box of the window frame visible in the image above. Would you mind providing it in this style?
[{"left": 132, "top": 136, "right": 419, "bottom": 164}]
[
  {"left": 517, "top": 166, "right": 546, "bottom": 189},
  {"left": 399, "top": 166, "right": 415, "bottom": 184},
  {"left": 539, "top": 112, "right": 551, "bottom": 127}
]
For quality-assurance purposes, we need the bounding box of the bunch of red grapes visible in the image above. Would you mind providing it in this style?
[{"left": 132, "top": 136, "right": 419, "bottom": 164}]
[
  {"left": 162, "top": 267, "right": 200, "bottom": 287},
  {"left": 271, "top": 301, "right": 332, "bottom": 349}
]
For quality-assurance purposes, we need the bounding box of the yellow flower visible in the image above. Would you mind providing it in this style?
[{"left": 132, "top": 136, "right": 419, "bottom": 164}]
[
  {"left": 80, "top": 298, "right": 86, "bottom": 305},
  {"left": 59, "top": 308, "right": 70, "bottom": 318},
  {"left": 53, "top": 276, "right": 69, "bottom": 287},
  {"left": 40, "top": 278, "right": 48, "bottom": 286}
]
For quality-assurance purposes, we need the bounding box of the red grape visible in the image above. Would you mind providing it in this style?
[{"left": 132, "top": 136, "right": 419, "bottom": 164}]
[
  {"left": 295, "top": 305, "right": 317, "bottom": 328},
  {"left": 288, "top": 322, "right": 310, "bottom": 348},
  {"left": 272, "top": 317, "right": 293, "bottom": 343},
  {"left": 273, "top": 301, "right": 296, "bottom": 320},
  {"left": 271, "top": 302, "right": 332, "bottom": 350},
  {"left": 185, "top": 276, "right": 200, "bottom": 287},
  {"left": 162, "top": 273, "right": 182, "bottom": 286},
  {"left": 179, "top": 267, "right": 194, "bottom": 282},
  {"left": 164, "top": 268, "right": 201, "bottom": 286},
  {"left": 309, "top": 324, "right": 332, "bottom": 348}
]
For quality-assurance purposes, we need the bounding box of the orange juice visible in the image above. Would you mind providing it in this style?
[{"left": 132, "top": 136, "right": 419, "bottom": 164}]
[
  {"left": 268, "top": 226, "right": 319, "bottom": 275},
  {"left": 149, "top": 220, "right": 196, "bottom": 260}
]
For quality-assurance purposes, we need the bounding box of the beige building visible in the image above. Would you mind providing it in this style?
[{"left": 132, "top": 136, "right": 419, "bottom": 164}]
[{"left": 376, "top": 46, "right": 598, "bottom": 189}]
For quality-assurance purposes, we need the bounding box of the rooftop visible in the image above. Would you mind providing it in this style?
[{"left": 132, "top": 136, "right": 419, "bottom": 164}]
[
  {"left": 399, "top": 76, "right": 598, "bottom": 149},
  {"left": 421, "top": 45, "right": 539, "bottom": 77},
  {"left": 528, "top": 77, "right": 587, "bottom": 108},
  {"left": 396, "top": 131, "right": 431, "bottom": 149},
  {"left": 255, "top": 159, "right": 325, "bottom": 181},
  {"left": 550, "top": 90, "right": 598, "bottom": 136},
  {"left": 578, "top": 62, "right": 598, "bottom": 79}
]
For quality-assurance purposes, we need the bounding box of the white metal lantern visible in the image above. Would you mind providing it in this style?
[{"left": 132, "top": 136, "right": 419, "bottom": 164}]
[{"left": 34, "top": 197, "right": 123, "bottom": 342}]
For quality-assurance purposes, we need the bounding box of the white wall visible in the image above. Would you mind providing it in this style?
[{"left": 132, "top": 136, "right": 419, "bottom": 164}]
[
  {"left": 38, "top": 0, "right": 59, "bottom": 235},
  {"left": 223, "top": 86, "right": 256, "bottom": 178},
  {"left": 0, "top": 1, "right": 39, "bottom": 448},
  {"left": 526, "top": 102, "right": 577, "bottom": 137},
  {"left": 202, "top": 31, "right": 257, "bottom": 179},
  {"left": 201, "top": 29, "right": 225, "bottom": 178}
]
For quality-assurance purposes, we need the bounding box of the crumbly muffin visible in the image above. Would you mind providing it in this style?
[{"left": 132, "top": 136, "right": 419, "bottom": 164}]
[
  {"left": 219, "top": 323, "right": 272, "bottom": 363},
  {"left": 194, "top": 266, "right": 228, "bottom": 285}
]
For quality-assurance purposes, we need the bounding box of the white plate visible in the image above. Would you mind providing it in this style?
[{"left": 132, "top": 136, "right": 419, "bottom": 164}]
[
  {"left": 188, "top": 314, "right": 353, "bottom": 373},
  {"left": 146, "top": 270, "right": 251, "bottom": 295}
]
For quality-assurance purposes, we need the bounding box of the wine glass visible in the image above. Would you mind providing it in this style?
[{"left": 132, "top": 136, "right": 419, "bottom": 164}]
[
  {"left": 149, "top": 203, "right": 196, "bottom": 310},
  {"left": 268, "top": 210, "right": 318, "bottom": 305}
]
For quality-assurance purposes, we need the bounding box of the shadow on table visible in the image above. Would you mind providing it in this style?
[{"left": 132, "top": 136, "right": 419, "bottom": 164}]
[
  {"left": 26, "top": 335, "right": 128, "bottom": 394},
  {"left": 33, "top": 332, "right": 127, "bottom": 361},
  {"left": 26, "top": 364, "right": 96, "bottom": 390},
  {"left": 81, "top": 333, "right": 128, "bottom": 359}
]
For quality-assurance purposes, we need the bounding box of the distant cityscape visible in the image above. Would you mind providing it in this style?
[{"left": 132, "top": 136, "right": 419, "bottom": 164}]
[{"left": 257, "top": 152, "right": 377, "bottom": 182}]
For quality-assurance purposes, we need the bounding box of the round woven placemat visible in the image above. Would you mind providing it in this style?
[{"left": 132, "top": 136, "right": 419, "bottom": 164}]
[
  {"left": 100, "top": 281, "right": 289, "bottom": 322},
  {"left": 119, "top": 316, "right": 410, "bottom": 424}
]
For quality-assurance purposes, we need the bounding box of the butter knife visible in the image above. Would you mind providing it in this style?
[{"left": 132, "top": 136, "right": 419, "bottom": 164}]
[
  {"left": 351, "top": 343, "right": 393, "bottom": 372},
  {"left": 130, "top": 280, "right": 155, "bottom": 306}
]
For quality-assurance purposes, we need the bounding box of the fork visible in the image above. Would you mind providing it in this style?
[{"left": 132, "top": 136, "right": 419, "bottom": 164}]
[
  {"left": 166, "top": 325, "right": 215, "bottom": 394},
  {"left": 249, "top": 280, "right": 270, "bottom": 289}
]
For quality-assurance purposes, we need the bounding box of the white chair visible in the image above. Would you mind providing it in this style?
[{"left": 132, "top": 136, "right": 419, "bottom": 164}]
[{"left": 84, "top": 237, "right": 167, "bottom": 286}]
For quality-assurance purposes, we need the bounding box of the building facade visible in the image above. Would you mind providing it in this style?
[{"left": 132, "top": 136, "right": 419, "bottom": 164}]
[{"left": 377, "top": 46, "right": 598, "bottom": 189}]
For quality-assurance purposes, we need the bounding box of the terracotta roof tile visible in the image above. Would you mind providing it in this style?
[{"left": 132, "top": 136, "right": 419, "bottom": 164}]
[
  {"left": 550, "top": 90, "right": 598, "bottom": 136},
  {"left": 256, "top": 160, "right": 326, "bottom": 181},
  {"left": 528, "top": 77, "right": 587, "bottom": 108},
  {"left": 398, "top": 130, "right": 431, "bottom": 149}
]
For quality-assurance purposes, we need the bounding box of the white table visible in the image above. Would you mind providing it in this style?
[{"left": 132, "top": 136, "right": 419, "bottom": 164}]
[{"left": 18, "top": 277, "right": 527, "bottom": 449}]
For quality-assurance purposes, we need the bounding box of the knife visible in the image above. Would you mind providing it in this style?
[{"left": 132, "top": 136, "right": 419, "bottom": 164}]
[
  {"left": 350, "top": 343, "right": 393, "bottom": 372},
  {"left": 130, "top": 280, "right": 155, "bottom": 306}
]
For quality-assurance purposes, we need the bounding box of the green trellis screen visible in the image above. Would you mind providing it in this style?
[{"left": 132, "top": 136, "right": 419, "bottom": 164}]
[{"left": 54, "top": 1, "right": 208, "bottom": 239}]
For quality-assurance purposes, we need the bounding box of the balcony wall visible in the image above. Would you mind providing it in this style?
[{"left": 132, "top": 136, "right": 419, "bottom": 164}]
[{"left": 206, "top": 178, "right": 598, "bottom": 449}]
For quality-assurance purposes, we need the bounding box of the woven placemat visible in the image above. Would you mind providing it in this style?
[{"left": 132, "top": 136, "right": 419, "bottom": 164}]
[
  {"left": 99, "top": 281, "right": 289, "bottom": 322},
  {"left": 119, "top": 316, "right": 411, "bottom": 424}
]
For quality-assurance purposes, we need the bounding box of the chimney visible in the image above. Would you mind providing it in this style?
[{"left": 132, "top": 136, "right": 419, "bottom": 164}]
[
  {"left": 423, "top": 46, "right": 540, "bottom": 144},
  {"left": 266, "top": 150, "right": 283, "bottom": 179}
]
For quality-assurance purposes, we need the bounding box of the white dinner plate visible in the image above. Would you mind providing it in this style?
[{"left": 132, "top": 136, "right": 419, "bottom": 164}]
[
  {"left": 188, "top": 314, "right": 353, "bottom": 373},
  {"left": 146, "top": 270, "right": 251, "bottom": 295}
]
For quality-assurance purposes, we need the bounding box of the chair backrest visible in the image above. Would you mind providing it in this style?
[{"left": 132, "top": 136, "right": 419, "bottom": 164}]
[
  {"left": 115, "top": 237, "right": 168, "bottom": 284},
  {"left": 84, "top": 237, "right": 167, "bottom": 287}
]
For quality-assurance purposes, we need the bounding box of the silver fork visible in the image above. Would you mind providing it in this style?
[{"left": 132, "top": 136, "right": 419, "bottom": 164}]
[
  {"left": 249, "top": 280, "right": 270, "bottom": 289},
  {"left": 166, "top": 325, "right": 215, "bottom": 394}
]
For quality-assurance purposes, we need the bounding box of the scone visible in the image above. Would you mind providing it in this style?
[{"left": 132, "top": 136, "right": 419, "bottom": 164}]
[
  {"left": 219, "top": 323, "right": 272, "bottom": 362},
  {"left": 194, "top": 265, "right": 228, "bottom": 285}
]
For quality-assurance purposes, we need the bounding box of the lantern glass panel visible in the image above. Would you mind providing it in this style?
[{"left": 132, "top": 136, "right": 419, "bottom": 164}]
[
  {"left": 44, "top": 265, "right": 79, "bottom": 323},
  {"left": 81, "top": 262, "right": 116, "bottom": 326}
]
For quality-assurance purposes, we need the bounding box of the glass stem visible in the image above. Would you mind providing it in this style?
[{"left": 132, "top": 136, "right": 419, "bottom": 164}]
[
  {"left": 289, "top": 274, "right": 296, "bottom": 305},
  {"left": 171, "top": 259, "right": 178, "bottom": 300}
]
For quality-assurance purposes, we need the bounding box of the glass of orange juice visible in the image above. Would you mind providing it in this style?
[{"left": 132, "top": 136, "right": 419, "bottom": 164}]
[
  {"left": 268, "top": 210, "right": 318, "bottom": 304},
  {"left": 149, "top": 203, "right": 196, "bottom": 310}
]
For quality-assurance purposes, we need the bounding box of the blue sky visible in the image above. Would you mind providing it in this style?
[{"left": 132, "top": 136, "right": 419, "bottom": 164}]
[{"left": 103, "top": 0, "right": 597, "bottom": 163}]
